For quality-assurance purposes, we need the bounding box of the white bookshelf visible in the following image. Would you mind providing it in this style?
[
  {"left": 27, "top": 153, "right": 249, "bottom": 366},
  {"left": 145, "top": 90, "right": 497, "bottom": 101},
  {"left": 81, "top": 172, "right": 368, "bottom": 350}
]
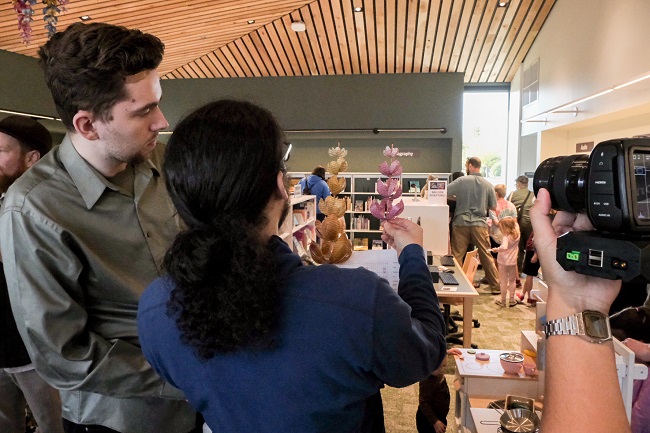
[{"left": 279, "top": 195, "right": 317, "bottom": 254}]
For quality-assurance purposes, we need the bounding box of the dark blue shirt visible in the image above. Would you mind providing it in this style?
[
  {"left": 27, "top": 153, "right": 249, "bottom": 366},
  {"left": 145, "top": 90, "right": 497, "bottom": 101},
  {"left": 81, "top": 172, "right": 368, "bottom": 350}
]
[{"left": 138, "top": 238, "right": 446, "bottom": 433}]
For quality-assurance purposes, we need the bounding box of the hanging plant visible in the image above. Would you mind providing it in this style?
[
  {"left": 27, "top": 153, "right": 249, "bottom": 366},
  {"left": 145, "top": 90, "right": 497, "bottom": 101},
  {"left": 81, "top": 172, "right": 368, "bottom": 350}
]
[
  {"left": 43, "top": 0, "right": 69, "bottom": 38},
  {"left": 369, "top": 144, "right": 404, "bottom": 222},
  {"left": 12, "top": 0, "right": 37, "bottom": 44}
]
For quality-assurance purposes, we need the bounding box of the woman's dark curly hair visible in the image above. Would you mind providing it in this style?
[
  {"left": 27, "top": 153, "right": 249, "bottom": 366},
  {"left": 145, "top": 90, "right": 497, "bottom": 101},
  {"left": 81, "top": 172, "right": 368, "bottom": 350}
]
[{"left": 163, "top": 99, "right": 287, "bottom": 359}]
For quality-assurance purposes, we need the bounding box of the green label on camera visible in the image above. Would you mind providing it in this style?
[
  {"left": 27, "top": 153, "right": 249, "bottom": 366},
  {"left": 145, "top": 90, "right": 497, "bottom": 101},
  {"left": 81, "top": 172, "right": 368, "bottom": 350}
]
[{"left": 566, "top": 251, "right": 581, "bottom": 261}]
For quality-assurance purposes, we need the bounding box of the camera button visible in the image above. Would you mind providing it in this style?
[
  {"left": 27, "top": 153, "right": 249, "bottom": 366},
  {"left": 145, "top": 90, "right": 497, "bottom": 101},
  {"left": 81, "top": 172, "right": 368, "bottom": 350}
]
[
  {"left": 591, "top": 144, "right": 618, "bottom": 172},
  {"left": 589, "top": 171, "right": 616, "bottom": 195},
  {"left": 589, "top": 194, "right": 622, "bottom": 230}
]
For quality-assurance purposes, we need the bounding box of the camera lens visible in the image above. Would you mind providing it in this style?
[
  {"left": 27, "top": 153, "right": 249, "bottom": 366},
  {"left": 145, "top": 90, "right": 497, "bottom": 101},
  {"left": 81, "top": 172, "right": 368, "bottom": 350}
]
[{"left": 533, "top": 154, "right": 589, "bottom": 213}]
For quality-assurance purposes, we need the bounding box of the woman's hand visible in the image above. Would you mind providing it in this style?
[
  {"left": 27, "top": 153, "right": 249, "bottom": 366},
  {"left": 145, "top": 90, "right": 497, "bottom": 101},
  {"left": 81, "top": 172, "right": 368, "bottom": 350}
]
[
  {"left": 530, "top": 188, "right": 621, "bottom": 318},
  {"left": 380, "top": 218, "right": 423, "bottom": 257}
]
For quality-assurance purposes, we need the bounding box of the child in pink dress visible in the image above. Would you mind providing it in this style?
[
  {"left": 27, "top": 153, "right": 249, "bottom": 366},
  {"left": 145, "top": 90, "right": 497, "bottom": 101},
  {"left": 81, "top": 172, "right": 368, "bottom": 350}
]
[{"left": 491, "top": 217, "right": 520, "bottom": 307}]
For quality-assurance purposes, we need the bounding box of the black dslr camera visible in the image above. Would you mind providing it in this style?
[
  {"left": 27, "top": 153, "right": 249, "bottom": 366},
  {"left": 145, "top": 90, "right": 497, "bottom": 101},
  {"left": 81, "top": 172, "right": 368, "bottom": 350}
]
[{"left": 533, "top": 137, "right": 650, "bottom": 282}]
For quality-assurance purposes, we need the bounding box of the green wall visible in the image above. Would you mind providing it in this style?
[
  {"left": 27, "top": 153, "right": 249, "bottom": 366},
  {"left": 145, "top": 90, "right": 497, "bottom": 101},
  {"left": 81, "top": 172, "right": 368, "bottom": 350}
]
[{"left": 0, "top": 49, "right": 463, "bottom": 170}]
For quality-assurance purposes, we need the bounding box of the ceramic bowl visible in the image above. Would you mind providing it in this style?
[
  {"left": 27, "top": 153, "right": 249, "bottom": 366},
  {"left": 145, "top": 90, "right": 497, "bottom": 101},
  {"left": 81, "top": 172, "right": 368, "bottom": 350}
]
[{"left": 499, "top": 352, "right": 524, "bottom": 375}]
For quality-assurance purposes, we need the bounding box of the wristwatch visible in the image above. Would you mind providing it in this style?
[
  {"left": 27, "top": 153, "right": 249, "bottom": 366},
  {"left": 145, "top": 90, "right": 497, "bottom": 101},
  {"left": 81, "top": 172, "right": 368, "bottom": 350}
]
[{"left": 543, "top": 310, "right": 612, "bottom": 343}]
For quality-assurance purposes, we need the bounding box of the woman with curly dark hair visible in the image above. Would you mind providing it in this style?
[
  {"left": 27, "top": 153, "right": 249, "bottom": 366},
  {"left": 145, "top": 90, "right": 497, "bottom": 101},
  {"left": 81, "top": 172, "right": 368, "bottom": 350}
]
[{"left": 137, "top": 99, "right": 446, "bottom": 433}]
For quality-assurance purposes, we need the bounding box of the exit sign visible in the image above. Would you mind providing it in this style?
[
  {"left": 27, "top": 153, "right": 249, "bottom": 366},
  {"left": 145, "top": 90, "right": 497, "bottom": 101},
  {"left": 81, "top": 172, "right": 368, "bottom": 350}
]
[{"left": 576, "top": 141, "right": 594, "bottom": 153}]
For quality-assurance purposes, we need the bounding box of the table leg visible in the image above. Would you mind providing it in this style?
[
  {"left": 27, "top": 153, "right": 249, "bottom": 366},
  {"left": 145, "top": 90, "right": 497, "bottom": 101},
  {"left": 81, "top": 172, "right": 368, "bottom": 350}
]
[{"left": 463, "top": 297, "right": 474, "bottom": 348}]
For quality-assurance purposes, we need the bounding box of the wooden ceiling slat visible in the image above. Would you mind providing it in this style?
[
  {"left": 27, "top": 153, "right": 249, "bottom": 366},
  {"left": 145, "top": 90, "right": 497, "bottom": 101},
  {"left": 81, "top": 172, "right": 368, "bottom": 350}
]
[
  {"left": 317, "top": 0, "right": 344, "bottom": 75},
  {"left": 501, "top": 0, "right": 555, "bottom": 83},
  {"left": 411, "top": 0, "right": 432, "bottom": 74},
  {"left": 352, "top": 5, "right": 370, "bottom": 74},
  {"left": 220, "top": 46, "right": 247, "bottom": 77},
  {"left": 341, "top": 1, "right": 362, "bottom": 74},
  {"left": 260, "top": 25, "right": 295, "bottom": 76},
  {"left": 403, "top": 0, "right": 421, "bottom": 73},
  {"left": 448, "top": 0, "right": 475, "bottom": 72},
  {"left": 420, "top": 0, "right": 441, "bottom": 73},
  {"left": 430, "top": 0, "right": 453, "bottom": 72},
  {"left": 488, "top": 0, "right": 529, "bottom": 81},
  {"left": 471, "top": 4, "right": 506, "bottom": 82},
  {"left": 280, "top": 15, "right": 316, "bottom": 75},
  {"left": 495, "top": 0, "right": 542, "bottom": 82},
  {"left": 457, "top": 0, "right": 488, "bottom": 79},
  {"left": 301, "top": 5, "right": 331, "bottom": 75},
  {"left": 245, "top": 32, "right": 279, "bottom": 77},
  {"left": 206, "top": 52, "right": 231, "bottom": 78},
  {"left": 479, "top": 0, "right": 523, "bottom": 82},
  {"left": 236, "top": 38, "right": 266, "bottom": 77},
  {"left": 0, "top": 0, "right": 557, "bottom": 83},
  {"left": 374, "top": 0, "right": 387, "bottom": 74},
  {"left": 330, "top": 0, "right": 353, "bottom": 75},
  {"left": 385, "top": 0, "right": 397, "bottom": 73},
  {"left": 363, "top": 1, "right": 378, "bottom": 74},
  {"left": 394, "top": 0, "right": 409, "bottom": 74},
  {"left": 439, "top": 0, "right": 464, "bottom": 72}
]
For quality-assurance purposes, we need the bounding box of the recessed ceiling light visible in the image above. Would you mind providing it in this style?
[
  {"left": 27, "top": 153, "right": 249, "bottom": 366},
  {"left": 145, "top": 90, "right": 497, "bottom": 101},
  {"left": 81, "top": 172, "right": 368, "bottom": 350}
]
[
  {"left": 79, "top": 15, "right": 92, "bottom": 21},
  {"left": 354, "top": 6, "right": 363, "bottom": 12},
  {"left": 247, "top": 19, "right": 255, "bottom": 24},
  {"left": 498, "top": 1, "right": 508, "bottom": 6},
  {"left": 290, "top": 21, "right": 306, "bottom": 32}
]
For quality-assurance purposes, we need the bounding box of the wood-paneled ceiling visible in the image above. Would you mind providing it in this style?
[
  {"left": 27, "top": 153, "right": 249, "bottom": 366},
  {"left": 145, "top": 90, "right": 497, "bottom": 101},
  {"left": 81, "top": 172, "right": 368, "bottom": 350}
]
[{"left": 0, "top": 0, "right": 556, "bottom": 82}]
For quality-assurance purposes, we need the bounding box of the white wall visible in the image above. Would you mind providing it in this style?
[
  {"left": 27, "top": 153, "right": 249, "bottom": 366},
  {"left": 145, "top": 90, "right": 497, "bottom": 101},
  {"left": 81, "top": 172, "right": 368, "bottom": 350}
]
[{"left": 512, "top": 0, "right": 650, "bottom": 165}]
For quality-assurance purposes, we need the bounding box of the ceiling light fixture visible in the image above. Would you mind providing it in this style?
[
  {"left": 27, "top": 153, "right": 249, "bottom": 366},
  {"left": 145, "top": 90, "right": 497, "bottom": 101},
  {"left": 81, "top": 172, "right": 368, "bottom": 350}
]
[
  {"left": 498, "top": 1, "right": 508, "bottom": 7},
  {"left": 290, "top": 21, "right": 306, "bottom": 32},
  {"left": 79, "top": 15, "right": 92, "bottom": 21},
  {"left": 354, "top": 6, "right": 363, "bottom": 12},
  {"left": 247, "top": 19, "right": 255, "bottom": 24}
]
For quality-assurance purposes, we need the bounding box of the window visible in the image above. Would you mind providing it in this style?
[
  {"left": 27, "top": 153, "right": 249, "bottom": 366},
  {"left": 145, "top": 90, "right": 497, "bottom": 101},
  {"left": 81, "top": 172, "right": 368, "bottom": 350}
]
[
  {"left": 463, "top": 90, "right": 510, "bottom": 185},
  {"left": 522, "top": 60, "right": 539, "bottom": 107}
]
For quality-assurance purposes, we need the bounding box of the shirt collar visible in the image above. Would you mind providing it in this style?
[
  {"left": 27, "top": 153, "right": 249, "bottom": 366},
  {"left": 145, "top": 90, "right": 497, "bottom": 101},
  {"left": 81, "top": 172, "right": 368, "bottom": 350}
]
[{"left": 59, "top": 135, "right": 161, "bottom": 210}]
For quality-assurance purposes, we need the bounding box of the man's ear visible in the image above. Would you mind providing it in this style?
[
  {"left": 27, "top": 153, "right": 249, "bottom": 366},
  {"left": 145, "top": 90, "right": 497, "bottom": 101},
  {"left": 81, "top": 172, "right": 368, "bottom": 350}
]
[
  {"left": 72, "top": 110, "right": 99, "bottom": 140},
  {"left": 277, "top": 171, "right": 289, "bottom": 200},
  {"left": 24, "top": 150, "right": 41, "bottom": 168}
]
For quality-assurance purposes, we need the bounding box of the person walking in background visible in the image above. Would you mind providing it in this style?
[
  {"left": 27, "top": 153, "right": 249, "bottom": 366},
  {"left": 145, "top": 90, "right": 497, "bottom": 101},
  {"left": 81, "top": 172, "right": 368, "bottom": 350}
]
[
  {"left": 447, "top": 157, "right": 500, "bottom": 294},
  {"left": 298, "top": 166, "right": 330, "bottom": 221},
  {"left": 516, "top": 232, "right": 539, "bottom": 306},
  {"left": 491, "top": 217, "right": 520, "bottom": 307},
  {"left": 0, "top": 23, "right": 199, "bottom": 433},
  {"left": 137, "top": 99, "right": 447, "bottom": 433},
  {"left": 0, "top": 116, "right": 63, "bottom": 433},
  {"left": 507, "top": 175, "right": 534, "bottom": 275},
  {"left": 487, "top": 183, "right": 517, "bottom": 272}
]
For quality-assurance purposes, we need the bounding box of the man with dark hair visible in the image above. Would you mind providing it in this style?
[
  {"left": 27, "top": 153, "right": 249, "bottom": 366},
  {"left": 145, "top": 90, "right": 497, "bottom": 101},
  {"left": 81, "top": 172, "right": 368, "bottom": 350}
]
[
  {"left": 0, "top": 23, "right": 197, "bottom": 433},
  {"left": 447, "top": 157, "right": 500, "bottom": 294},
  {"left": 298, "top": 165, "right": 331, "bottom": 221},
  {"left": 0, "top": 115, "right": 63, "bottom": 433}
]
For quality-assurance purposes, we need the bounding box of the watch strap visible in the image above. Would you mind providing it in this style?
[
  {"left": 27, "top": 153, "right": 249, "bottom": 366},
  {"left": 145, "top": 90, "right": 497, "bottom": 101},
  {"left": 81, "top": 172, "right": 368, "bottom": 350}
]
[{"left": 544, "top": 315, "right": 582, "bottom": 338}]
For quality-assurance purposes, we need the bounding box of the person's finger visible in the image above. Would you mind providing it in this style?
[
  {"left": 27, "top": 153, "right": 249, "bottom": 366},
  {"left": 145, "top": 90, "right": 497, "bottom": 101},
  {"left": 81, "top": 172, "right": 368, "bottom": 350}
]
[{"left": 530, "top": 189, "right": 560, "bottom": 270}]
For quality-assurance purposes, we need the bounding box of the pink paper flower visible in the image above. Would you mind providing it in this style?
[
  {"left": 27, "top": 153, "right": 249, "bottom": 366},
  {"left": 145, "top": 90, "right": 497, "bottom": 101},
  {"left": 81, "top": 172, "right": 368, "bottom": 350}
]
[
  {"left": 370, "top": 198, "right": 405, "bottom": 221},
  {"left": 379, "top": 160, "right": 403, "bottom": 177},
  {"left": 383, "top": 145, "right": 399, "bottom": 158},
  {"left": 376, "top": 178, "right": 402, "bottom": 200}
]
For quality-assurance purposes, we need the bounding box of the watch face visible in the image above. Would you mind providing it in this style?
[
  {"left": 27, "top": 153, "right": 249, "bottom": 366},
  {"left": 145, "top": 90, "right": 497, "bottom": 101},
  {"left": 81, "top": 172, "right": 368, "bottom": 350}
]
[{"left": 583, "top": 311, "right": 611, "bottom": 339}]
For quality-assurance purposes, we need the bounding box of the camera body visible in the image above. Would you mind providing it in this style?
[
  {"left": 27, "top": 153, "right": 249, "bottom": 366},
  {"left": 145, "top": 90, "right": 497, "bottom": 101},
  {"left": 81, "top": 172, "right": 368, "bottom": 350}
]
[{"left": 534, "top": 137, "right": 650, "bottom": 282}]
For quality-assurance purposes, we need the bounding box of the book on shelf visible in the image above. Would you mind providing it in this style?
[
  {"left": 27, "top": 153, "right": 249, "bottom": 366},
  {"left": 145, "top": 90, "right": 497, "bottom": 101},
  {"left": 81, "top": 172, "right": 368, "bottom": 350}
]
[
  {"left": 372, "top": 240, "right": 384, "bottom": 250},
  {"left": 353, "top": 237, "right": 369, "bottom": 251},
  {"left": 354, "top": 200, "right": 364, "bottom": 212},
  {"left": 292, "top": 209, "right": 306, "bottom": 226}
]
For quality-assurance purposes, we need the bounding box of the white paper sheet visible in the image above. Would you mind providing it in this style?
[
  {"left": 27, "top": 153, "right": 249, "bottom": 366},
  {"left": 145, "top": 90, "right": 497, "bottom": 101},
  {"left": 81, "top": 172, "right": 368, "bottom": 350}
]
[{"left": 336, "top": 249, "right": 400, "bottom": 290}]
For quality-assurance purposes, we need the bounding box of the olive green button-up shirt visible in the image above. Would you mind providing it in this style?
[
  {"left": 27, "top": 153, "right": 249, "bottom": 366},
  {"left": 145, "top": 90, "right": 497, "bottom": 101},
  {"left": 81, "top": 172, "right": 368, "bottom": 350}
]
[{"left": 0, "top": 136, "right": 195, "bottom": 433}]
